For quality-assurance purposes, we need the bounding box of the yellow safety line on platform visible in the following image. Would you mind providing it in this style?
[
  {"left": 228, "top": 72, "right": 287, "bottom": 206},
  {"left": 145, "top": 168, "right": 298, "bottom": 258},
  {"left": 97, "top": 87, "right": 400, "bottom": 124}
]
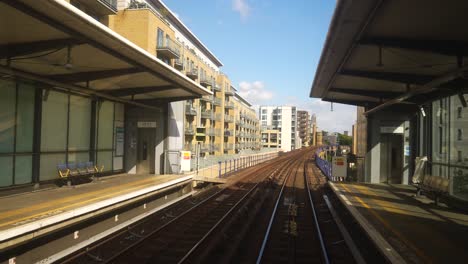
[
  {"left": 0, "top": 176, "right": 175, "bottom": 227},
  {"left": 339, "top": 183, "right": 433, "bottom": 264}
]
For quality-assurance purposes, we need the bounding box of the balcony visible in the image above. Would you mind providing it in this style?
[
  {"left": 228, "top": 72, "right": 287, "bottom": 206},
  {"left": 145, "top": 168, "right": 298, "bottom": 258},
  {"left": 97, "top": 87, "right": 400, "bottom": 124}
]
[
  {"left": 224, "top": 88, "right": 234, "bottom": 96},
  {"left": 213, "top": 97, "right": 222, "bottom": 106},
  {"left": 174, "top": 57, "right": 184, "bottom": 70},
  {"left": 200, "top": 77, "right": 212, "bottom": 88},
  {"left": 196, "top": 127, "right": 206, "bottom": 137},
  {"left": 213, "top": 84, "right": 221, "bottom": 91},
  {"left": 157, "top": 37, "right": 181, "bottom": 59},
  {"left": 185, "top": 124, "right": 195, "bottom": 136},
  {"left": 224, "top": 115, "right": 234, "bottom": 123},
  {"left": 79, "top": 0, "right": 117, "bottom": 15},
  {"left": 224, "top": 101, "right": 234, "bottom": 109},
  {"left": 186, "top": 67, "right": 198, "bottom": 80},
  {"left": 201, "top": 109, "right": 213, "bottom": 119},
  {"left": 185, "top": 105, "right": 197, "bottom": 116},
  {"left": 200, "top": 95, "right": 213, "bottom": 103}
]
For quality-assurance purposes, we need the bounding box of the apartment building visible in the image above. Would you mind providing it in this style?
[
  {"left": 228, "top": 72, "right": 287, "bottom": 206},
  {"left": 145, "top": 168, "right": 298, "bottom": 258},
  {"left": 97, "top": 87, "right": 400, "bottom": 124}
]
[
  {"left": 104, "top": 0, "right": 258, "bottom": 157},
  {"left": 259, "top": 106, "right": 297, "bottom": 151},
  {"left": 297, "top": 111, "right": 310, "bottom": 147},
  {"left": 234, "top": 93, "right": 261, "bottom": 153}
]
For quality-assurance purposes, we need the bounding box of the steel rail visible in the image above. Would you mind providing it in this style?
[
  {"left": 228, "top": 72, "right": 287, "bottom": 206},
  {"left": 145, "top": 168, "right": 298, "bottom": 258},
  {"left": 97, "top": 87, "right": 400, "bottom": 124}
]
[
  {"left": 179, "top": 155, "right": 298, "bottom": 264},
  {"left": 101, "top": 154, "right": 291, "bottom": 264},
  {"left": 304, "top": 160, "right": 330, "bottom": 264},
  {"left": 255, "top": 158, "right": 301, "bottom": 264}
]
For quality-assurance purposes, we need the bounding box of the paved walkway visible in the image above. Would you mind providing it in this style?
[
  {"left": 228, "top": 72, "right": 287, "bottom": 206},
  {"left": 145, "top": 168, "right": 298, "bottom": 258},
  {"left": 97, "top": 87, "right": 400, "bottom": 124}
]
[
  {"left": 0, "top": 173, "right": 192, "bottom": 246},
  {"left": 330, "top": 182, "right": 468, "bottom": 264}
]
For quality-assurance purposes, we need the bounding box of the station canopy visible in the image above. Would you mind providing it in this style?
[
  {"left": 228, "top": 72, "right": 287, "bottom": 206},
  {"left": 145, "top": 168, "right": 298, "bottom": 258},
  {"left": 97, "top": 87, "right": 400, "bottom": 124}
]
[
  {"left": 310, "top": 0, "right": 468, "bottom": 115},
  {"left": 0, "top": 0, "right": 212, "bottom": 110}
]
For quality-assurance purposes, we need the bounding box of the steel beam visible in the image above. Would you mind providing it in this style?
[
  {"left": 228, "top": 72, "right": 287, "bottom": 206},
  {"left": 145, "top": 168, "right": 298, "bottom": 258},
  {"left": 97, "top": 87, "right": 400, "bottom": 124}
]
[
  {"left": 0, "top": 38, "right": 84, "bottom": 59},
  {"left": 360, "top": 37, "right": 468, "bottom": 56},
  {"left": 340, "top": 69, "right": 434, "bottom": 85},
  {"left": 105, "top": 85, "right": 176, "bottom": 97},
  {"left": 0, "top": 65, "right": 159, "bottom": 110},
  {"left": 49, "top": 68, "right": 142, "bottom": 83},
  {"left": 329, "top": 87, "right": 403, "bottom": 98},
  {"left": 322, "top": 98, "right": 375, "bottom": 107},
  {"left": 135, "top": 96, "right": 199, "bottom": 105},
  {"left": 364, "top": 65, "right": 468, "bottom": 115}
]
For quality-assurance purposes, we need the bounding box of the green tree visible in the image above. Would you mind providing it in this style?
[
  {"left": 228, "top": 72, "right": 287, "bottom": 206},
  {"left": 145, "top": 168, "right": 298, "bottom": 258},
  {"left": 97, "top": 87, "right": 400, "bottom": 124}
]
[{"left": 337, "top": 133, "right": 352, "bottom": 146}]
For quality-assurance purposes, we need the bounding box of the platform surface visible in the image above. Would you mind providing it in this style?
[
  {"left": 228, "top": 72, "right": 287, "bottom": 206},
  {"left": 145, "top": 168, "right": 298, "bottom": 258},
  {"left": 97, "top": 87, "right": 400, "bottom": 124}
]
[
  {"left": 330, "top": 182, "right": 468, "bottom": 264},
  {"left": 0, "top": 173, "right": 192, "bottom": 243}
]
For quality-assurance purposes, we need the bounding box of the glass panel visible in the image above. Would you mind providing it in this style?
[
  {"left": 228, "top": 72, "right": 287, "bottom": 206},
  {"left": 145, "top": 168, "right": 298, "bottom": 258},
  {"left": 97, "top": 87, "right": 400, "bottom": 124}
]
[
  {"left": 16, "top": 83, "right": 35, "bottom": 152},
  {"left": 0, "top": 80, "right": 15, "bottom": 153},
  {"left": 98, "top": 101, "right": 114, "bottom": 149},
  {"left": 0, "top": 156, "right": 13, "bottom": 186},
  {"left": 41, "top": 91, "right": 68, "bottom": 152},
  {"left": 15, "top": 155, "right": 32, "bottom": 185},
  {"left": 452, "top": 167, "right": 468, "bottom": 201},
  {"left": 431, "top": 98, "right": 449, "bottom": 169},
  {"left": 68, "top": 95, "right": 91, "bottom": 151},
  {"left": 450, "top": 94, "right": 468, "bottom": 166},
  {"left": 67, "top": 152, "right": 89, "bottom": 164},
  {"left": 97, "top": 151, "right": 112, "bottom": 172},
  {"left": 40, "top": 154, "right": 66, "bottom": 181}
]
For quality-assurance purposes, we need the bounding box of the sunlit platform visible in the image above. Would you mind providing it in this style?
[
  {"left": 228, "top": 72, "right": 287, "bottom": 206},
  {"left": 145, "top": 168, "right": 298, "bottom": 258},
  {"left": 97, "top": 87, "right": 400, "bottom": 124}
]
[
  {"left": 330, "top": 182, "right": 468, "bottom": 263},
  {"left": 0, "top": 173, "right": 193, "bottom": 249}
]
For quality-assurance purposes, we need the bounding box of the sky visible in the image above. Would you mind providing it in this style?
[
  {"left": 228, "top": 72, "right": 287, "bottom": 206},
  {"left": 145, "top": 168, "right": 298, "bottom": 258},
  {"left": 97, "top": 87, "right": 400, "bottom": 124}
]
[{"left": 164, "top": 0, "right": 356, "bottom": 133}]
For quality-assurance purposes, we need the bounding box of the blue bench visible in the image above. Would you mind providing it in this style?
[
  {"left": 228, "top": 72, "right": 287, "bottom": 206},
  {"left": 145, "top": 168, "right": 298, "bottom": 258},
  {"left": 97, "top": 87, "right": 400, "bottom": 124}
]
[{"left": 57, "top": 162, "right": 104, "bottom": 185}]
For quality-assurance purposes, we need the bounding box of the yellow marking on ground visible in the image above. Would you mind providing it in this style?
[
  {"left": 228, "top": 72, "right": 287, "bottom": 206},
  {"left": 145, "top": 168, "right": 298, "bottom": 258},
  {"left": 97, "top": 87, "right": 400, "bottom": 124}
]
[
  {"left": 0, "top": 176, "right": 173, "bottom": 224},
  {"left": 339, "top": 183, "right": 433, "bottom": 264},
  {"left": 0, "top": 177, "right": 182, "bottom": 229}
]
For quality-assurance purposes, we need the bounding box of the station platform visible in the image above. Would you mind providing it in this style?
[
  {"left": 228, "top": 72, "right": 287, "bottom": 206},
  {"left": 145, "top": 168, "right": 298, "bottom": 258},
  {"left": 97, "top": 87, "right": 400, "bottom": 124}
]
[
  {"left": 330, "top": 182, "right": 468, "bottom": 263},
  {"left": 0, "top": 173, "right": 193, "bottom": 249}
]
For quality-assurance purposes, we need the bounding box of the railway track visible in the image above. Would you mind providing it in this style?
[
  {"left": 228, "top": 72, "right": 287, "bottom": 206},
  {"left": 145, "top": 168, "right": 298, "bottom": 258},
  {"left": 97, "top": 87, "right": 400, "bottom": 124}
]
[
  {"left": 59, "top": 150, "right": 304, "bottom": 263},
  {"left": 60, "top": 148, "right": 366, "bottom": 263}
]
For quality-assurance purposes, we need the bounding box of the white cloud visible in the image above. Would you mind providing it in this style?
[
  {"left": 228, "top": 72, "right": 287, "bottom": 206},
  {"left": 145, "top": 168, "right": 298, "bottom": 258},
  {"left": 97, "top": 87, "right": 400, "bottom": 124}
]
[
  {"left": 232, "top": 0, "right": 251, "bottom": 21},
  {"left": 238, "top": 81, "right": 273, "bottom": 105}
]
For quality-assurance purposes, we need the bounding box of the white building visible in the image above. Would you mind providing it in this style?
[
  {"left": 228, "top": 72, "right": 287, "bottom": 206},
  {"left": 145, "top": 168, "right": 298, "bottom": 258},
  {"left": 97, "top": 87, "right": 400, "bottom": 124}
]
[{"left": 259, "top": 106, "right": 297, "bottom": 151}]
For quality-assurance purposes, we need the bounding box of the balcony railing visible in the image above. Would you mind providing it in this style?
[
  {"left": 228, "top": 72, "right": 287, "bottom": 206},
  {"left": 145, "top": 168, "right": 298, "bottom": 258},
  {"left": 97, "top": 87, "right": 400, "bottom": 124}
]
[
  {"left": 200, "top": 95, "right": 213, "bottom": 103},
  {"left": 200, "top": 77, "right": 213, "bottom": 88},
  {"left": 185, "top": 105, "right": 197, "bottom": 116},
  {"left": 224, "top": 115, "right": 234, "bottom": 123},
  {"left": 213, "top": 97, "right": 222, "bottom": 106},
  {"left": 224, "top": 101, "right": 234, "bottom": 109},
  {"left": 157, "top": 37, "right": 181, "bottom": 59},
  {"left": 213, "top": 84, "right": 221, "bottom": 91},
  {"left": 224, "top": 88, "right": 234, "bottom": 96},
  {"left": 206, "top": 128, "right": 215, "bottom": 136},
  {"left": 186, "top": 67, "right": 198, "bottom": 80},
  {"left": 174, "top": 57, "right": 184, "bottom": 70},
  {"left": 224, "top": 143, "right": 234, "bottom": 150},
  {"left": 201, "top": 109, "right": 213, "bottom": 119}
]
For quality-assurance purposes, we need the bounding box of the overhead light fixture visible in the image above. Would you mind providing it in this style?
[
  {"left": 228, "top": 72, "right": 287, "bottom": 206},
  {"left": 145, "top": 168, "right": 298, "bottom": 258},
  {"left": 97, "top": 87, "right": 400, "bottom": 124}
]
[{"left": 420, "top": 106, "right": 426, "bottom": 117}]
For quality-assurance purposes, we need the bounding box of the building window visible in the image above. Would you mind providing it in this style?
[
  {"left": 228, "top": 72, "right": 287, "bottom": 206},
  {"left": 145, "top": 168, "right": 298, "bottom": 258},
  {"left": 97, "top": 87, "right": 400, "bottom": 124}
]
[
  {"left": 458, "top": 151, "right": 463, "bottom": 162},
  {"left": 261, "top": 109, "right": 266, "bottom": 114},
  {"left": 157, "top": 28, "right": 164, "bottom": 47},
  {"left": 457, "top": 106, "right": 463, "bottom": 118},
  {"left": 457, "top": 129, "right": 463, "bottom": 141}
]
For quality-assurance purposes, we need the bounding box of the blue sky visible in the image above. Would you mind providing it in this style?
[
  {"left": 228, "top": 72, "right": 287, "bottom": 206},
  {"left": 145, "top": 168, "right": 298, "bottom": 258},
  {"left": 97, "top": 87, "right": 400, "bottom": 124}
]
[{"left": 164, "top": 0, "right": 356, "bottom": 133}]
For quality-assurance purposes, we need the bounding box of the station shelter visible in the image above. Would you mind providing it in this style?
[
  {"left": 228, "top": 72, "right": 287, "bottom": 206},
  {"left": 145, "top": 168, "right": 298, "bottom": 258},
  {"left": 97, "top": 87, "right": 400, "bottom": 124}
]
[
  {"left": 310, "top": 0, "right": 468, "bottom": 202},
  {"left": 0, "top": 0, "right": 211, "bottom": 188}
]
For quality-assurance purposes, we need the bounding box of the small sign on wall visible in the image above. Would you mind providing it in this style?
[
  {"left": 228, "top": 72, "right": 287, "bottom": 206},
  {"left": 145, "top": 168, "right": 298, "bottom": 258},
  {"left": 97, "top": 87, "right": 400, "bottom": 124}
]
[{"left": 137, "top": 121, "right": 157, "bottom": 128}]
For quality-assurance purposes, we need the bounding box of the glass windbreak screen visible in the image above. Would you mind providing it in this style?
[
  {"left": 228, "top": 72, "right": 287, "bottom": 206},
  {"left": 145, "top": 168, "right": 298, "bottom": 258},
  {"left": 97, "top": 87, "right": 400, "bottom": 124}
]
[
  {"left": 450, "top": 93, "right": 468, "bottom": 200},
  {"left": 431, "top": 98, "right": 449, "bottom": 178}
]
